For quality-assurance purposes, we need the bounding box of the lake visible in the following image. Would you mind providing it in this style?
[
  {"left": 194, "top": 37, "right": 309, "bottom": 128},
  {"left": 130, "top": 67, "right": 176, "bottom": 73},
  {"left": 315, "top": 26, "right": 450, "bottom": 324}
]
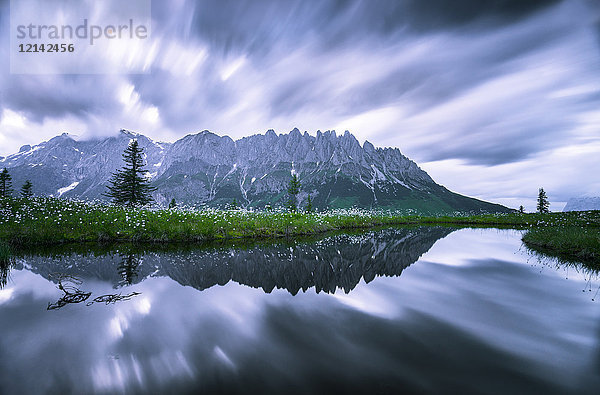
[{"left": 0, "top": 227, "right": 599, "bottom": 394}]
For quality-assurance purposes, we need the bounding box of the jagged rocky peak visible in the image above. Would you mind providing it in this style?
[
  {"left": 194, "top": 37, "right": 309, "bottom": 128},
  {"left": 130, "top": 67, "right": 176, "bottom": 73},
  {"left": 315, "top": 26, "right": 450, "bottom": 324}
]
[
  {"left": 119, "top": 129, "right": 139, "bottom": 137},
  {"left": 363, "top": 140, "right": 375, "bottom": 153}
]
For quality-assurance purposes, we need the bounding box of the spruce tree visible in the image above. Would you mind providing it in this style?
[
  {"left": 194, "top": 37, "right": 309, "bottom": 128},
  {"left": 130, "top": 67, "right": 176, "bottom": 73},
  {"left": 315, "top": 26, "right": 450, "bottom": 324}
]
[
  {"left": 305, "top": 194, "right": 313, "bottom": 213},
  {"left": 21, "top": 180, "right": 33, "bottom": 199},
  {"left": 536, "top": 188, "right": 550, "bottom": 213},
  {"left": 104, "top": 140, "right": 156, "bottom": 206},
  {"left": 0, "top": 168, "right": 12, "bottom": 198},
  {"left": 169, "top": 198, "right": 177, "bottom": 209},
  {"left": 287, "top": 173, "right": 301, "bottom": 212},
  {"left": 518, "top": 205, "right": 525, "bottom": 214}
]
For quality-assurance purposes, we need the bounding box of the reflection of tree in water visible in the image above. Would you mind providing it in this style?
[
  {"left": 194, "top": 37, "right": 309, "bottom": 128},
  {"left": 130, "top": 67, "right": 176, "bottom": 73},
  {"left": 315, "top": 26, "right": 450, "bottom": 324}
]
[
  {"left": 0, "top": 257, "right": 14, "bottom": 289},
  {"left": 117, "top": 253, "right": 141, "bottom": 286},
  {"left": 47, "top": 273, "right": 92, "bottom": 310},
  {"left": 47, "top": 273, "right": 141, "bottom": 310},
  {"left": 86, "top": 291, "right": 141, "bottom": 306}
]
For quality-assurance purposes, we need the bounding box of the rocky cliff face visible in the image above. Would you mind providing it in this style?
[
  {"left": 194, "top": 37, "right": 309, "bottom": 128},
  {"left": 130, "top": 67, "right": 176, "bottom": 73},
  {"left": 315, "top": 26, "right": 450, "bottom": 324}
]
[
  {"left": 0, "top": 128, "right": 509, "bottom": 213},
  {"left": 1, "top": 131, "right": 167, "bottom": 201},
  {"left": 563, "top": 197, "right": 600, "bottom": 212}
]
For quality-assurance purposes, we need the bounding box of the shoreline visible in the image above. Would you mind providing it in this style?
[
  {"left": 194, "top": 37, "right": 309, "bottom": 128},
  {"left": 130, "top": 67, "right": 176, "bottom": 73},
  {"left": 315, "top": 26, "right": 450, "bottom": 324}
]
[
  {"left": 1, "top": 198, "right": 599, "bottom": 266},
  {"left": 522, "top": 227, "right": 599, "bottom": 267}
]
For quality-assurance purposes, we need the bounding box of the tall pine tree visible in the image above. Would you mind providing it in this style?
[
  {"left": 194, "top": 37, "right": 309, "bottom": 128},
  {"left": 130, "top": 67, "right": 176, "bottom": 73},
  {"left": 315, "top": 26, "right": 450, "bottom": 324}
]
[
  {"left": 21, "top": 180, "right": 33, "bottom": 199},
  {"left": 536, "top": 188, "right": 550, "bottom": 213},
  {"left": 305, "top": 194, "right": 313, "bottom": 213},
  {"left": 0, "top": 168, "right": 12, "bottom": 198},
  {"left": 287, "top": 173, "right": 301, "bottom": 212},
  {"left": 104, "top": 140, "right": 156, "bottom": 206}
]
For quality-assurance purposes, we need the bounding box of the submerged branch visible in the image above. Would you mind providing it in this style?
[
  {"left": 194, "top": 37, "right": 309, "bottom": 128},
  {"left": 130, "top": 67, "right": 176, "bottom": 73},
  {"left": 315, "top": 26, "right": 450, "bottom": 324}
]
[{"left": 47, "top": 273, "right": 141, "bottom": 310}]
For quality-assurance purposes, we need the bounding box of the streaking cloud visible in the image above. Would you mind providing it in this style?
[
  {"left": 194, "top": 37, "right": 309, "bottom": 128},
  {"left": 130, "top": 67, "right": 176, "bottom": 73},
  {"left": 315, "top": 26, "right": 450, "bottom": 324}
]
[{"left": 0, "top": 0, "right": 599, "bottom": 209}]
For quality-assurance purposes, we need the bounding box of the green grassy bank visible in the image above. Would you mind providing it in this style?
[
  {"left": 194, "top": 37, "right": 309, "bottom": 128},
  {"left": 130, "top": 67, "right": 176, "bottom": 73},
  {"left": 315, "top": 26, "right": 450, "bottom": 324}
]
[
  {"left": 522, "top": 227, "right": 600, "bottom": 267},
  {"left": 1, "top": 197, "right": 599, "bottom": 265},
  {"left": 0, "top": 197, "right": 425, "bottom": 245}
]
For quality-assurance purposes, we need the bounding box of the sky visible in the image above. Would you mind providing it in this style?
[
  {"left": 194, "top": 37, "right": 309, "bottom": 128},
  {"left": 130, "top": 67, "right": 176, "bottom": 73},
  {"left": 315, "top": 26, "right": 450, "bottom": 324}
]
[{"left": 0, "top": 0, "right": 599, "bottom": 210}]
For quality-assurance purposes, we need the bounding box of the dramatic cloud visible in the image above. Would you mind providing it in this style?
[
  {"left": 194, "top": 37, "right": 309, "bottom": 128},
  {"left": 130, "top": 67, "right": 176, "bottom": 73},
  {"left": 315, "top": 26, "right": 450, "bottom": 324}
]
[{"left": 0, "top": 0, "right": 599, "bottom": 209}]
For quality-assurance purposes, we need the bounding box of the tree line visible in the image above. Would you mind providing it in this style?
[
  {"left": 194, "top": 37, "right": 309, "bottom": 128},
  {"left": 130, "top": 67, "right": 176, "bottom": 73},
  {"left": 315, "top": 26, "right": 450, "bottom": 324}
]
[{"left": 0, "top": 168, "right": 33, "bottom": 199}]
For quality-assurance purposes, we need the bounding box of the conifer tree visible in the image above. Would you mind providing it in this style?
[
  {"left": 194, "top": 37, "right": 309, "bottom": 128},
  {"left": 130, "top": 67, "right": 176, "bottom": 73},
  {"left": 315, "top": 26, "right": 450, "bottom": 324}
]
[
  {"left": 0, "top": 168, "right": 13, "bottom": 198},
  {"left": 536, "top": 188, "right": 550, "bottom": 213},
  {"left": 21, "top": 180, "right": 33, "bottom": 199},
  {"left": 169, "top": 198, "right": 177, "bottom": 209},
  {"left": 305, "top": 195, "right": 313, "bottom": 213},
  {"left": 287, "top": 173, "right": 301, "bottom": 212},
  {"left": 104, "top": 140, "right": 156, "bottom": 206},
  {"left": 518, "top": 205, "right": 525, "bottom": 214}
]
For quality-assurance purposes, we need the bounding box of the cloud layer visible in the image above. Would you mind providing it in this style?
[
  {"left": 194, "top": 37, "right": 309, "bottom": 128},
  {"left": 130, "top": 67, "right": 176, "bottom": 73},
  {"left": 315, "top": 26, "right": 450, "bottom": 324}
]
[{"left": 1, "top": 0, "right": 599, "bottom": 209}]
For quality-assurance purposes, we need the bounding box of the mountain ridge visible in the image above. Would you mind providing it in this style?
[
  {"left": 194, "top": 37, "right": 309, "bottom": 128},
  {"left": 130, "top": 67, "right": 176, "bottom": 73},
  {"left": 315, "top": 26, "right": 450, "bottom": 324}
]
[
  {"left": 563, "top": 197, "right": 600, "bottom": 212},
  {"left": 1, "top": 128, "right": 510, "bottom": 214}
]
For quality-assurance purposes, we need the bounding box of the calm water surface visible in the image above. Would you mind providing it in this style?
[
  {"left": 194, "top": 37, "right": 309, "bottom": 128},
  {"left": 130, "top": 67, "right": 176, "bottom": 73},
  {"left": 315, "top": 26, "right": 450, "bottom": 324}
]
[{"left": 0, "top": 227, "right": 599, "bottom": 394}]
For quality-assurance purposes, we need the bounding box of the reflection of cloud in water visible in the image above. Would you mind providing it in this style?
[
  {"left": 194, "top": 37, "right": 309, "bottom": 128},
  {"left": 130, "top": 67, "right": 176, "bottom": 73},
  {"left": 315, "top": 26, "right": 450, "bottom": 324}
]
[
  {"left": 0, "top": 288, "right": 14, "bottom": 305},
  {"left": 107, "top": 295, "right": 151, "bottom": 340},
  {"left": 331, "top": 285, "right": 400, "bottom": 319},
  {"left": 91, "top": 350, "right": 195, "bottom": 393},
  {"left": 220, "top": 305, "right": 560, "bottom": 394}
]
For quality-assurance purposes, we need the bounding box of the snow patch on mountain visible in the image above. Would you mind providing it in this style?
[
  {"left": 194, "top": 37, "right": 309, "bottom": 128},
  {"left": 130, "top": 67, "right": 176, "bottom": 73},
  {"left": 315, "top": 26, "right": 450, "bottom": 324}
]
[{"left": 56, "top": 181, "right": 80, "bottom": 197}]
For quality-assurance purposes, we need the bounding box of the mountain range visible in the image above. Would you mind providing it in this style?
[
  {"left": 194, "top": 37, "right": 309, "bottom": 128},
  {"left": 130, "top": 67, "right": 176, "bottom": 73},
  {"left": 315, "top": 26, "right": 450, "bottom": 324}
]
[{"left": 0, "top": 128, "right": 509, "bottom": 214}]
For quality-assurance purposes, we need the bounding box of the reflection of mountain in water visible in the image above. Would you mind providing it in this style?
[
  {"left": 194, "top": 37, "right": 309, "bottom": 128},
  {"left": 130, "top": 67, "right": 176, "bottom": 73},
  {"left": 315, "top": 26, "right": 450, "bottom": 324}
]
[{"left": 15, "top": 227, "right": 453, "bottom": 294}]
